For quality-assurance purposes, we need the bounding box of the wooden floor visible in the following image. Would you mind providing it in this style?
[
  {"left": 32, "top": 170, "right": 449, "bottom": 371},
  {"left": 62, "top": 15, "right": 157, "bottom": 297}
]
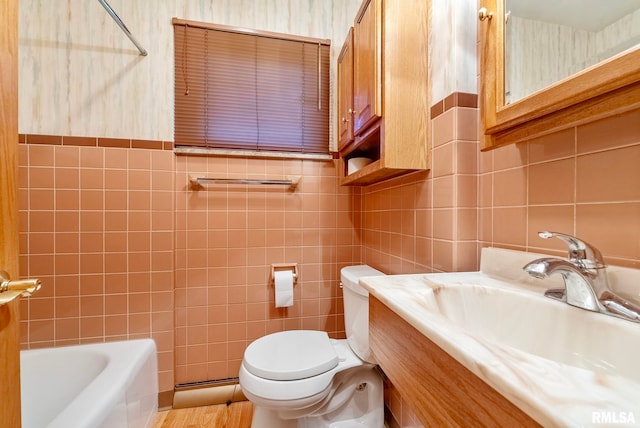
[{"left": 153, "top": 401, "right": 254, "bottom": 428}]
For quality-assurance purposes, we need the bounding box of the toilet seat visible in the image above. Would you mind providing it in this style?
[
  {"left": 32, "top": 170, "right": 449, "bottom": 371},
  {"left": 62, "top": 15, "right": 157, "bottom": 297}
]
[
  {"left": 239, "top": 338, "right": 364, "bottom": 403},
  {"left": 243, "top": 330, "right": 339, "bottom": 381}
]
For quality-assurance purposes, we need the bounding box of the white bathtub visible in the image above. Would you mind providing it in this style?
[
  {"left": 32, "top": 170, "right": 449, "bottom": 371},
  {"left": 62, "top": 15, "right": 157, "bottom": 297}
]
[{"left": 20, "top": 339, "right": 158, "bottom": 428}]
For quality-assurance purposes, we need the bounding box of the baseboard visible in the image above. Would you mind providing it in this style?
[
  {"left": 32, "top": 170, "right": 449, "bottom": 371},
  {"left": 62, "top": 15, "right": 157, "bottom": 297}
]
[
  {"left": 158, "top": 390, "right": 175, "bottom": 411},
  {"left": 172, "top": 380, "right": 247, "bottom": 409}
]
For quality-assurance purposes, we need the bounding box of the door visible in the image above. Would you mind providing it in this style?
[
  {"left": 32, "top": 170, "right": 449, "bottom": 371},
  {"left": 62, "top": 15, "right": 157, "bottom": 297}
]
[{"left": 1, "top": 0, "right": 22, "bottom": 426}]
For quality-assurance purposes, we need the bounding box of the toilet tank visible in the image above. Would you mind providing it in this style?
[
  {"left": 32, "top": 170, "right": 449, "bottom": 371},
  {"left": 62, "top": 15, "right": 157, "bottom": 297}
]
[{"left": 341, "top": 265, "right": 385, "bottom": 363}]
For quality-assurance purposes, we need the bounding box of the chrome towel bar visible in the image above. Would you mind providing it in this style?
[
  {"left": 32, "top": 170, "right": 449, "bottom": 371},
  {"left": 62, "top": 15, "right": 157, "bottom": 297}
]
[{"left": 189, "top": 176, "right": 300, "bottom": 191}]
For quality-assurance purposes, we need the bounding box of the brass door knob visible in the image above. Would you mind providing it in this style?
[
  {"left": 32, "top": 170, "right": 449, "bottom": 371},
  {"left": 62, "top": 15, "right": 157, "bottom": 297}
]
[{"left": 0, "top": 270, "right": 41, "bottom": 305}]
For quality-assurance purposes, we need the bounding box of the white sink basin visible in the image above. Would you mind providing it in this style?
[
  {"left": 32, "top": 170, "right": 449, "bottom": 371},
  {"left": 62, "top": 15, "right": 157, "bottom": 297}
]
[{"left": 425, "top": 283, "right": 640, "bottom": 383}]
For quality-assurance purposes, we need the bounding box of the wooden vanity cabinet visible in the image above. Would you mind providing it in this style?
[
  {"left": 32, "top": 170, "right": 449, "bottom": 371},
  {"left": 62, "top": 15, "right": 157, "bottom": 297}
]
[
  {"left": 337, "top": 28, "right": 354, "bottom": 151},
  {"left": 337, "top": 0, "right": 429, "bottom": 186},
  {"left": 369, "top": 296, "right": 540, "bottom": 427}
]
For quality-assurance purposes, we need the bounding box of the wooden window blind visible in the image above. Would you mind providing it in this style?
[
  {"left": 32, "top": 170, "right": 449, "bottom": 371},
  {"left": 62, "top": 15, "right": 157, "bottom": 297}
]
[{"left": 173, "top": 19, "right": 330, "bottom": 155}]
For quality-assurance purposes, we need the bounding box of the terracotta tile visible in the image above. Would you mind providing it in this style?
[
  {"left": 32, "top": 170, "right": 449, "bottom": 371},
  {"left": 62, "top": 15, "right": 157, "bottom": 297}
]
[
  {"left": 576, "top": 145, "right": 640, "bottom": 203},
  {"left": 80, "top": 211, "right": 103, "bottom": 232},
  {"left": 493, "top": 167, "right": 526, "bottom": 207},
  {"left": 55, "top": 318, "right": 79, "bottom": 340},
  {"left": 80, "top": 295, "right": 104, "bottom": 316},
  {"left": 457, "top": 209, "right": 477, "bottom": 241},
  {"left": 492, "top": 207, "right": 527, "bottom": 247},
  {"left": 80, "top": 232, "right": 103, "bottom": 253},
  {"left": 29, "top": 211, "right": 54, "bottom": 233},
  {"left": 29, "top": 167, "right": 54, "bottom": 189},
  {"left": 29, "top": 189, "right": 54, "bottom": 211},
  {"left": 80, "top": 317, "right": 104, "bottom": 338},
  {"left": 492, "top": 142, "right": 527, "bottom": 171},
  {"left": 98, "top": 138, "right": 130, "bottom": 149},
  {"left": 432, "top": 109, "right": 455, "bottom": 147},
  {"left": 63, "top": 136, "right": 96, "bottom": 147},
  {"left": 80, "top": 190, "right": 104, "bottom": 211},
  {"left": 129, "top": 313, "right": 150, "bottom": 334},
  {"left": 80, "top": 168, "right": 103, "bottom": 189},
  {"left": 151, "top": 150, "right": 174, "bottom": 171},
  {"left": 432, "top": 143, "right": 455, "bottom": 178},
  {"left": 528, "top": 159, "right": 575, "bottom": 205},
  {"left": 55, "top": 168, "right": 79, "bottom": 189},
  {"left": 56, "top": 189, "right": 79, "bottom": 210},
  {"left": 432, "top": 240, "right": 453, "bottom": 272},
  {"left": 478, "top": 208, "right": 492, "bottom": 242},
  {"left": 105, "top": 315, "right": 127, "bottom": 336},
  {"left": 29, "top": 320, "right": 55, "bottom": 342},
  {"left": 576, "top": 203, "right": 640, "bottom": 261},
  {"left": 105, "top": 294, "right": 127, "bottom": 315},
  {"left": 528, "top": 128, "right": 575, "bottom": 163},
  {"left": 432, "top": 176, "right": 454, "bottom": 208},
  {"left": 527, "top": 205, "right": 574, "bottom": 251},
  {"left": 456, "top": 175, "right": 477, "bottom": 208},
  {"left": 28, "top": 144, "right": 55, "bottom": 167},
  {"left": 29, "top": 298, "right": 54, "bottom": 320},
  {"left": 28, "top": 233, "right": 54, "bottom": 254},
  {"left": 29, "top": 134, "right": 62, "bottom": 145},
  {"left": 432, "top": 209, "right": 454, "bottom": 240},
  {"left": 456, "top": 108, "right": 479, "bottom": 141},
  {"left": 430, "top": 100, "right": 444, "bottom": 119},
  {"left": 577, "top": 109, "right": 640, "bottom": 154},
  {"left": 52, "top": 298, "right": 78, "bottom": 323},
  {"left": 456, "top": 141, "right": 479, "bottom": 174}
]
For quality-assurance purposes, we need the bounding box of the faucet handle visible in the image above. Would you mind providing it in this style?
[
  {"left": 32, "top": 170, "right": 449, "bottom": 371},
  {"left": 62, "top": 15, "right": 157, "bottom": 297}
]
[{"left": 538, "top": 231, "right": 606, "bottom": 269}]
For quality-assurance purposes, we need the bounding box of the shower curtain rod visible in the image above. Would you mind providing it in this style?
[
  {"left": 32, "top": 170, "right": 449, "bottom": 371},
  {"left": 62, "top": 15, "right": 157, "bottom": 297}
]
[{"left": 97, "top": 0, "right": 148, "bottom": 56}]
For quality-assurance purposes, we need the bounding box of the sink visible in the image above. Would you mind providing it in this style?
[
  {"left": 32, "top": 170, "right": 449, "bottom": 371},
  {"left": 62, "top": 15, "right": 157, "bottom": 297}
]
[{"left": 425, "top": 282, "right": 640, "bottom": 383}]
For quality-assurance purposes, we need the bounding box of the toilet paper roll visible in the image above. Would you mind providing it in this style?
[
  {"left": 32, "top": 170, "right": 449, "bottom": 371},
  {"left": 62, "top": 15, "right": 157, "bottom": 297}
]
[
  {"left": 347, "top": 157, "right": 373, "bottom": 175},
  {"left": 274, "top": 270, "right": 294, "bottom": 308}
]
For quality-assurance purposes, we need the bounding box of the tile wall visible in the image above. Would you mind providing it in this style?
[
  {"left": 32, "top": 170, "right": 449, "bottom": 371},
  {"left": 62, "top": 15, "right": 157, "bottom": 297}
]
[
  {"left": 17, "top": 136, "right": 360, "bottom": 395},
  {"left": 361, "top": 94, "right": 480, "bottom": 275},
  {"left": 173, "top": 155, "right": 360, "bottom": 384},
  {"left": 18, "top": 136, "right": 176, "bottom": 394}
]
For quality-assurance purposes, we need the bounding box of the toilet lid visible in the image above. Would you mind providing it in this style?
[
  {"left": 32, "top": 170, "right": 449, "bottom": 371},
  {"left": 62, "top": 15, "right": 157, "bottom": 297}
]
[{"left": 243, "top": 330, "right": 339, "bottom": 381}]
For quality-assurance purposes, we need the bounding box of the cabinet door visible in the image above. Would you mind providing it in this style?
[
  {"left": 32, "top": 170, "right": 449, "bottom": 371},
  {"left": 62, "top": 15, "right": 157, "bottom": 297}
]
[
  {"left": 337, "top": 28, "right": 354, "bottom": 151},
  {"left": 353, "top": 0, "right": 381, "bottom": 136}
]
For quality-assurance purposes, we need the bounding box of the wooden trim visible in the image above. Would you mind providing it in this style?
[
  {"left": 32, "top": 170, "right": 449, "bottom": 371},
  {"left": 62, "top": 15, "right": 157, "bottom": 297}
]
[
  {"left": 171, "top": 17, "right": 330, "bottom": 46},
  {"left": 0, "top": 0, "right": 22, "bottom": 424},
  {"left": 369, "top": 297, "right": 540, "bottom": 427}
]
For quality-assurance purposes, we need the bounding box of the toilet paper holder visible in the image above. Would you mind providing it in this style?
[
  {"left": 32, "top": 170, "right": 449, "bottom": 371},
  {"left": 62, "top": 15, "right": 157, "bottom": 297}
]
[{"left": 271, "top": 263, "right": 298, "bottom": 285}]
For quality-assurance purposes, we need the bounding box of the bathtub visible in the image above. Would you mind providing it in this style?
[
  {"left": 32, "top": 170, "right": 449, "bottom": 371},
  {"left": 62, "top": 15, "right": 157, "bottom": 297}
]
[{"left": 20, "top": 339, "right": 158, "bottom": 428}]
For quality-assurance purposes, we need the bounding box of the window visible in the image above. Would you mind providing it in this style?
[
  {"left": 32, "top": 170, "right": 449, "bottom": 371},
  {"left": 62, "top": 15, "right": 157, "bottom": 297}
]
[{"left": 173, "top": 19, "right": 331, "bottom": 156}]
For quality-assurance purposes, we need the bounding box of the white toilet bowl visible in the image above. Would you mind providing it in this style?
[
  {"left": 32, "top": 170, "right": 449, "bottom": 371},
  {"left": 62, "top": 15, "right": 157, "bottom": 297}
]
[{"left": 239, "top": 265, "right": 386, "bottom": 428}]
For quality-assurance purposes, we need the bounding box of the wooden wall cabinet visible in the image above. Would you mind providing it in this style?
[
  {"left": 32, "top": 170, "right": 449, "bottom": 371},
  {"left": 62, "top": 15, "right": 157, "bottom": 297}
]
[{"left": 337, "top": 0, "right": 429, "bottom": 186}]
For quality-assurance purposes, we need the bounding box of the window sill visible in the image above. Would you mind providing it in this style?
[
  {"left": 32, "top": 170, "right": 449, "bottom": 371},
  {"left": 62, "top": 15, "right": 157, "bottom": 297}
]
[{"left": 173, "top": 146, "right": 334, "bottom": 161}]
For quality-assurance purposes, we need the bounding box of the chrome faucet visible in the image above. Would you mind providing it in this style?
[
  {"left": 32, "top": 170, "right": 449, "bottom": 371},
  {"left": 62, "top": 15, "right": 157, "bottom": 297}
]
[{"left": 523, "top": 231, "right": 640, "bottom": 323}]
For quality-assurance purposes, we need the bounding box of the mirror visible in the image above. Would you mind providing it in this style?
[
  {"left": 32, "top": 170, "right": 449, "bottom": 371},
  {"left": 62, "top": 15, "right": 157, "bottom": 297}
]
[
  {"left": 505, "top": 0, "right": 640, "bottom": 104},
  {"left": 479, "top": 0, "right": 640, "bottom": 150}
]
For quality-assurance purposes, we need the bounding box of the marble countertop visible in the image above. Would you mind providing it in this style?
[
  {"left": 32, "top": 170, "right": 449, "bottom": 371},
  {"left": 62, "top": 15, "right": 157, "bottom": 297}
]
[{"left": 360, "top": 248, "right": 640, "bottom": 427}]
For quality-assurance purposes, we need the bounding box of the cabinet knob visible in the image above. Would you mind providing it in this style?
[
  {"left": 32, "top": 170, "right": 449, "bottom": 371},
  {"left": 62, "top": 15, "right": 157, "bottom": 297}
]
[
  {"left": 348, "top": 108, "right": 355, "bottom": 115},
  {"left": 478, "top": 7, "right": 493, "bottom": 21},
  {"left": 341, "top": 117, "right": 349, "bottom": 123}
]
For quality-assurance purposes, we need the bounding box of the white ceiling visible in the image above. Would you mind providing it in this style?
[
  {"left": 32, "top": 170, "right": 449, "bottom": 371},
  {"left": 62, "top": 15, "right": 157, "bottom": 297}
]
[{"left": 508, "top": 0, "right": 640, "bottom": 31}]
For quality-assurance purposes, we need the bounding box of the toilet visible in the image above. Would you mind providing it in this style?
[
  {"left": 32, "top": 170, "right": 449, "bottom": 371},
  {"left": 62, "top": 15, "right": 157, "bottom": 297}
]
[{"left": 239, "top": 265, "right": 386, "bottom": 428}]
